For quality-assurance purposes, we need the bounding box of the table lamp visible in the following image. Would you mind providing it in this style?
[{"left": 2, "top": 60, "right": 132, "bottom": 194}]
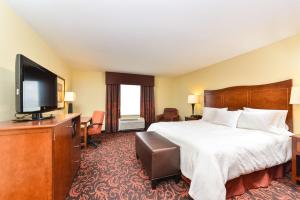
[
  {"left": 188, "top": 94, "right": 200, "bottom": 115},
  {"left": 65, "top": 92, "right": 76, "bottom": 113},
  {"left": 290, "top": 87, "right": 300, "bottom": 105}
]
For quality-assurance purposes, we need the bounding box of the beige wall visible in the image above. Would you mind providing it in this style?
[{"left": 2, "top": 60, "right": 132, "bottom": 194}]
[
  {"left": 72, "top": 69, "right": 106, "bottom": 116},
  {"left": 173, "top": 33, "right": 300, "bottom": 132},
  {"left": 0, "top": 0, "right": 72, "bottom": 121},
  {"left": 71, "top": 69, "right": 106, "bottom": 129},
  {"left": 71, "top": 70, "right": 175, "bottom": 124},
  {"left": 155, "top": 76, "right": 175, "bottom": 115}
]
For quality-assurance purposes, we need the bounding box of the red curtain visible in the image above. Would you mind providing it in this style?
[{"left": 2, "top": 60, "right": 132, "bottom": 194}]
[
  {"left": 105, "top": 84, "right": 120, "bottom": 133},
  {"left": 141, "top": 86, "right": 155, "bottom": 129}
]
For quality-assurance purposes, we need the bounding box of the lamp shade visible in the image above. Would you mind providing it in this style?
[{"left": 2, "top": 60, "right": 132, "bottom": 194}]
[
  {"left": 64, "top": 92, "right": 76, "bottom": 102},
  {"left": 188, "top": 95, "right": 200, "bottom": 104},
  {"left": 290, "top": 87, "right": 300, "bottom": 104}
]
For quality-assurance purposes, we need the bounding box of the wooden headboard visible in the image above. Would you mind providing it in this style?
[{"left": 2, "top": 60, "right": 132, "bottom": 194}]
[{"left": 204, "top": 79, "right": 293, "bottom": 131}]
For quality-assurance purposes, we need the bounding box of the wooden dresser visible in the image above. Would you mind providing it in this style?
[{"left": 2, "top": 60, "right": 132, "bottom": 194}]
[{"left": 0, "top": 114, "right": 81, "bottom": 200}]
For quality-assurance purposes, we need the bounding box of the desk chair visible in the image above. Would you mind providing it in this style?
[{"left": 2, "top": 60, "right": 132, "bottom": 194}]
[{"left": 87, "top": 111, "right": 104, "bottom": 148}]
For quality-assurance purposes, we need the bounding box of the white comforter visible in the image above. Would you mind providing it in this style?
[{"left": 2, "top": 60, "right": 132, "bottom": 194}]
[{"left": 148, "top": 120, "right": 292, "bottom": 200}]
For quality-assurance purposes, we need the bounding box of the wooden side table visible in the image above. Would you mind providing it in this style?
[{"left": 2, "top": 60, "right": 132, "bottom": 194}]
[
  {"left": 81, "top": 116, "right": 92, "bottom": 148},
  {"left": 292, "top": 135, "right": 300, "bottom": 184},
  {"left": 185, "top": 115, "right": 202, "bottom": 121}
]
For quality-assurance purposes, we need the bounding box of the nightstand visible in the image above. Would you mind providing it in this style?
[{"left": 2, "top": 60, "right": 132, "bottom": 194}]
[
  {"left": 185, "top": 115, "right": 202, "bottom": 121},
  {"left": 292, "top": 135, "right": 300, "bottom": 184}
]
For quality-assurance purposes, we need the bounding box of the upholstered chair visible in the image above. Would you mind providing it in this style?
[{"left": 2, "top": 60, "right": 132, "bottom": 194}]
[
  {"left": 157, "top": 108, "right": 180, "bottom": 122},
  {"left": 87, "top": 111, "right": 105, "bottom": 147}
]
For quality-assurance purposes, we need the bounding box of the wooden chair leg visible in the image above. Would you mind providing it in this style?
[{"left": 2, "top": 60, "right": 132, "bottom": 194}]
[
  {"left": 175, "top": 174, "right": 181, "bottom": 184},
  {"left": 151, "top": 179, "right": 157, "bottom": 189}
]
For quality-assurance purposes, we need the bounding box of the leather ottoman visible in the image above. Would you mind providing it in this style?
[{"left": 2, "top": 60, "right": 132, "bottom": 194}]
[{"left": 135, "top": 131, "right": 181, "bottom": 189}]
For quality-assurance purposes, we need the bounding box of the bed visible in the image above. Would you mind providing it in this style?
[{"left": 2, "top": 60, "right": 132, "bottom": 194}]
[{"left": 148, "top": 79, "right": 293, "bottom": 200}]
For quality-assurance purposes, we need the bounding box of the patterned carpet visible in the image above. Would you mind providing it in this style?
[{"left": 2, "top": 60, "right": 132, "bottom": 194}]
[{"left": 67, "top": 132, "right": 300, "bottom": 200}]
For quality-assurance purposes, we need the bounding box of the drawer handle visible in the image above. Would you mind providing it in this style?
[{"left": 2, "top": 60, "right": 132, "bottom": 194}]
[
  {"left": 74, "top": 145, "right": 80, "bottom": 148},
  {"left": 73, "top": 160, "right": 80, "bottom": 163},
  {"left": 65, "top": 126, "right": 73, "bottom": 128}
]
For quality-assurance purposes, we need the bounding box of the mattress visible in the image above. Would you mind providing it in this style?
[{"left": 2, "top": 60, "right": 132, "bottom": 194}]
[{"left": 148, "top": 120, "right": 292, "bottom": 200}]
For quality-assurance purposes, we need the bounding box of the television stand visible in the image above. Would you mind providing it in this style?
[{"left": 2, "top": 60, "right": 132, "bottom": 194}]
[
  {"left": 32, "top": 113, "right": 54, "bottom": 121},
  {"left": 0, "top": 114, "right": 81, "bottom": 200}
]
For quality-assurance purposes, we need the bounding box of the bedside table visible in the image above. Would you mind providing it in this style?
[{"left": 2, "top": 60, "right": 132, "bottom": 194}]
[
  {"left": 185, "top": 115, "right": 202, "bottom": 121},
  {"left": 292, "top": 135, "right": 300, "bottom": 184}
]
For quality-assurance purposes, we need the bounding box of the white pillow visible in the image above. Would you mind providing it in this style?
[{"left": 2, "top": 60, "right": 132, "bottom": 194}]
[
  {"left": 202, "top": 107, "right": 228, "bottom": 122},
  {"left": 238, "top": 111, "right": 278, "bottom": 131},
  {"left": 212, "top": 110, "right": 242, "bottom": 128},
  {"left": 243, "top": 107, "right": 288, "bottom": 130},
  {"left": 237, "top": 111, "right": 293, "bottom": 136}
]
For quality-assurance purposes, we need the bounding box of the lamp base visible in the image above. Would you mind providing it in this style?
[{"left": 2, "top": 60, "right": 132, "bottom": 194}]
[
  {"left": 68, "top": 103, "right": 73, "bottom": 114},
  {"left": 191, "top": 104, "right": 195, "bottom": 115}
]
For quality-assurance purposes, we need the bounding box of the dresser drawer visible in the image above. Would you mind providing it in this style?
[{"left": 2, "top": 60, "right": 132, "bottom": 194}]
[
  {"left": 72, "top": 144, "right": 81, "bottom": 177},
  {"left": 71, "top": 117, "right": 81, "bottom": 178},
  {"left": 72, "top": 144, "right": 81, "bottom": 162}
]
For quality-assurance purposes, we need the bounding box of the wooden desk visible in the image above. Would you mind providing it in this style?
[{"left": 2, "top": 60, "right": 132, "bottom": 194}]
[{"left": 81, "top": 116, "right": 92, "bottom": 148}]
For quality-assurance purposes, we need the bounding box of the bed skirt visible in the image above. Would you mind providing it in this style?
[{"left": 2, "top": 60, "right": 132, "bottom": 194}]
[{"left": 182, "top": 162, "right": 291, "bottom": 199}]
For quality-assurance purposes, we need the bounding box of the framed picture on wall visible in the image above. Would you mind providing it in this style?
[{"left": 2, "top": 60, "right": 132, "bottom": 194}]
[{"left": 57, "top": 76, "right": 65, "bottom": 109}]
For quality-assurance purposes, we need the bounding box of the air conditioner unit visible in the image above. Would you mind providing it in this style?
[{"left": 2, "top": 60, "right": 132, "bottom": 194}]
[{"left": 118, "top": 117, "right": 145, "bottom": 131}]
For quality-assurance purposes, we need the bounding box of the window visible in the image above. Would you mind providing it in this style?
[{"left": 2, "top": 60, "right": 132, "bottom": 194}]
[{"left": 120, "top": 84, "right": 141, "bottom": 116}]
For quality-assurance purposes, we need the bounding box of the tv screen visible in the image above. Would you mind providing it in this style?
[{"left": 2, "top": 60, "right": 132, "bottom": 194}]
[{"left": 15, "top": 54, "right": 58, "bottom": 114}]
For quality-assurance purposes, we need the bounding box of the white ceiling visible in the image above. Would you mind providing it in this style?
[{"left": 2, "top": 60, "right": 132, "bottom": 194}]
[{"left": 6, "top": 0, "right": 300, "bottom": 76}]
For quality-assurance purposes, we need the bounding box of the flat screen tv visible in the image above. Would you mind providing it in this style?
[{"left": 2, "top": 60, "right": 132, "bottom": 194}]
[{"left": 15, "top": 54, "right": 58, "bottom": 120}]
